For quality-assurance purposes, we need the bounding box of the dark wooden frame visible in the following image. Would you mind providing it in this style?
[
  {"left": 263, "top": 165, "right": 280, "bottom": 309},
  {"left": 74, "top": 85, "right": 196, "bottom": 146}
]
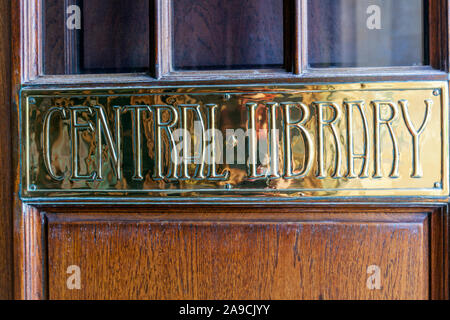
[
  {"left": 0, "top": 0, "right": 13, "bottom": 300},
  {"left": 156, "top": 0, "right": 297, "bottom": 77},
  {"left": 17, "top": 0, "right": 450, "bottom": 85},
  {"left": 5, "top": 0, "right": 450, "bottom": 299}
]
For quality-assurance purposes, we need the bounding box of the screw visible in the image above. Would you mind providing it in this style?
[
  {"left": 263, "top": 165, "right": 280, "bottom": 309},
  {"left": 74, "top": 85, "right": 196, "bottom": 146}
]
[
  {"left": 434, "top": 182, "right": 442, "bottom": 189},
  {"left": 28, "top": 98, "right": 36, "bottom": 104},
  {"left": 29, "top": 184, "right": 37, "bottom": 191},
  {"left": 223, "top": 94, "right": 231, "bottom": 101},
  {"left": 433, "top": 89, "right": 441, "bottom": 96},
  {"left": 225, "top": 184, "right": 232, "bottom": 190}
]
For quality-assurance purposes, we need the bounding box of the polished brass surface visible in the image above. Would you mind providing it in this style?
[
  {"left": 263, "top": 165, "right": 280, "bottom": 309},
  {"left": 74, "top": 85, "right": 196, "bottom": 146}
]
[{"left": 21, "top": 82, "right": 449, "bottom": 199}]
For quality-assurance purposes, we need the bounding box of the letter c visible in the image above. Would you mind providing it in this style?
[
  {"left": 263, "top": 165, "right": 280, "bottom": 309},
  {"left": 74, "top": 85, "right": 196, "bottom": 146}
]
[{"left": 43, "top": 107, "right": 69, "bottom": 181}]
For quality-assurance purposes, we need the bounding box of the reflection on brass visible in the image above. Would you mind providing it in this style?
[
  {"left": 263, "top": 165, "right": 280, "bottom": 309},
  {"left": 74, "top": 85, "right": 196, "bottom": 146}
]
[{"left": 21, "top": 82, "right": 449, "bottom": 199}]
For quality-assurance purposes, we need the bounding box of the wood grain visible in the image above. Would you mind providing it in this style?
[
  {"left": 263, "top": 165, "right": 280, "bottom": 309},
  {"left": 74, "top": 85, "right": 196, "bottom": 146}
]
[
  {"left": 23, "top": 205, "right": 46, "bottom": 300},
  {"left": 0, "top": 0, "right": 12, "bottom": 300},
  {"left": 429, "top": 0, "right": 449, "bottom": 71},
  {"left": 430, "top": 206, "right": 449, "bottom": 299},
  {"left": 12, "top": 0, "right": 28, "bottom": 300},
  {"left": 47, "top": 208, "right": 431, "bottom": 300}
]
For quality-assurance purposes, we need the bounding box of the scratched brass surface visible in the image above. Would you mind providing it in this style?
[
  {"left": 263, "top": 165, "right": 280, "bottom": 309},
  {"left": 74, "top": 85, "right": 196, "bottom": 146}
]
[{"left": 21, "top": 82, "right": 449, "bottom": 199}]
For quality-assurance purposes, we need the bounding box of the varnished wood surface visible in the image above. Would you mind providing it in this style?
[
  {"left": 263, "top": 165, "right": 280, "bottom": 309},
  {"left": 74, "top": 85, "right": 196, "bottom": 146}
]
[
  {"left": 46, "top": 208, "right": 431, "bottom": 300},
  {"left": 0, "top": 0, "right": 12, "bottom": 300},
  {"left": 430, "top": 207, "right": 449, "bottom": 299},
  {"left": 23, "top": 205, "right": 46, "bottom": 300},
  {"left": 429, "top": 0, "right": 449, "bottom": 71},
  {"left": 12, "top": 0, "right": 28, "bottom": 300},
  {"left": 173, "top": 0, "right": 284, "bottom": 70}
]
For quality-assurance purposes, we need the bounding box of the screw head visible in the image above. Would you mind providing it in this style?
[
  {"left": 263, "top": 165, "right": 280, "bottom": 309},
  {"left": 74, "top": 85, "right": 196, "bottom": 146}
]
[
  {"left": 29, "top": 184, "right": 37, "bottom": 191},
  {"left": 223, "top": 94, "right": 231, "bottom": 101},
  {"left": 434, "top": 182, "right": 442, "bottom": 189},
  {"left": 28, "top": 98, "right": 36, "bottom": 104},
  {"left": 225, "top": 184, "right": 232, "bottom": 190},
  {"left": 433, "top": 89, "right": 441, "bottom": 96}
]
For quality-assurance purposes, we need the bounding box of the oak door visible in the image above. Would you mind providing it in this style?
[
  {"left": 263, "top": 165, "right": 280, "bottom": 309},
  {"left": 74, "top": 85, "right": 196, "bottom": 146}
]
[{"left": 1, "top": 0, "right": 448, "bottom": 300}]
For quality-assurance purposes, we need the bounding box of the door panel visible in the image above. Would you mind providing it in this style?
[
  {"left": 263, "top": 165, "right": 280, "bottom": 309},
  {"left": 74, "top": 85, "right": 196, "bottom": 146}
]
[{"left": 47, "top": 209, "right": 429, "bottom": 300}]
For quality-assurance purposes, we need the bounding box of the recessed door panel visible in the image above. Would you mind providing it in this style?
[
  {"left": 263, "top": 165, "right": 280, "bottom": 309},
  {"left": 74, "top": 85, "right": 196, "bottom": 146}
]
[{"left": 47, "top": 210, "right": 429, "bottom": 300}]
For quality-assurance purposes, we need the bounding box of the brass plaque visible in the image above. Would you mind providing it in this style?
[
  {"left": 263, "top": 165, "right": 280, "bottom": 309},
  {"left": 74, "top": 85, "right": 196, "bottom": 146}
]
[{"left": 21, "top": 82, "right": 449, "bottom": 199}]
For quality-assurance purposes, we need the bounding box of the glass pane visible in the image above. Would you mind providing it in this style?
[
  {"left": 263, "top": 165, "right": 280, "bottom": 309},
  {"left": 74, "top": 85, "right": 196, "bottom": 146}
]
[
  {"left": 172, "top": 0, "right": 285, "bottom": 70},
  {"left": 308, "top": 0, "right": 427, "bottom": 68},
  {"left": 44, "top": 0, "right": 150, "bottom": 74}
]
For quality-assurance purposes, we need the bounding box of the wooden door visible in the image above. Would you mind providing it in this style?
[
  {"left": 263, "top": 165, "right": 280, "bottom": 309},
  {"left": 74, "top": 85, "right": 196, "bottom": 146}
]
[{"left": 1, "top": 0, "right": 449, "bottom": 300}]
